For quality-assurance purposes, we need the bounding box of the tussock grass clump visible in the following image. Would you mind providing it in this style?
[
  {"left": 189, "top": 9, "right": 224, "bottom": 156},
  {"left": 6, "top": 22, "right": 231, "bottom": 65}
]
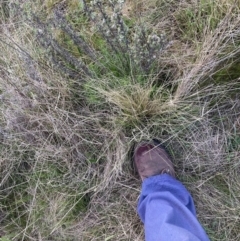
[{"left": 1, "top": 0, "right": 240, "bottom": 240}]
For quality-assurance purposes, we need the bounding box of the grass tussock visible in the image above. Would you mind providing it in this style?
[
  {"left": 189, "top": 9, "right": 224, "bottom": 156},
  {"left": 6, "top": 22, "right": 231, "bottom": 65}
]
[{"left": 0, "top": 0, "right": 240, "bottom": 240}]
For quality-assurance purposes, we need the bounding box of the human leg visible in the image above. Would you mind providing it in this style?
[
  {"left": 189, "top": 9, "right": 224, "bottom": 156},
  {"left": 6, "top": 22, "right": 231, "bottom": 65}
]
[
  {"left": 134, "top": 141, "right": 210, "bottom": 241},
  {"left": 138, "top": 174, "right": 210, "bottom": 241}
]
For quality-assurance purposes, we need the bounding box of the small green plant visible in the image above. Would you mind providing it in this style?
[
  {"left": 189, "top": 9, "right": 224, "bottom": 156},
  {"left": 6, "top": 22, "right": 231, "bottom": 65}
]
[{"left": 83, "top": 0, "right": 167, "bottom": 73}]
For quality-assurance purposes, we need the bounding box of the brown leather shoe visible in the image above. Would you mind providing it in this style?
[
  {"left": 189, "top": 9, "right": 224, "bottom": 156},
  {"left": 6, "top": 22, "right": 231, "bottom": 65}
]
[{"left": 133, "top": 140, "right": 175, "bottom": 181}]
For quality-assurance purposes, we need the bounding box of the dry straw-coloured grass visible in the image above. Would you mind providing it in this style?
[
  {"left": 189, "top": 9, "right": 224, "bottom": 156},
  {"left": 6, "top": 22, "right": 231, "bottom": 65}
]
[{"left": 0, "top": 0, "right": 240, "bottom": 240}]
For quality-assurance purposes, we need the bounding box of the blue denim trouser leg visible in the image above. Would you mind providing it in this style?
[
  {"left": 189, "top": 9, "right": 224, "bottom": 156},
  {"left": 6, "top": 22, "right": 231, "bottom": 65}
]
[{"left": 138, "top": 174, "right": 210, "bottom": 241}]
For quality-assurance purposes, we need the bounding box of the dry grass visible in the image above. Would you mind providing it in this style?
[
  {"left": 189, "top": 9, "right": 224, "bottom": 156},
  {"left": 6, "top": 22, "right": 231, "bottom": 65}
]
[{"left": 0, "top": 0, "right": 240, "bottom": 240}]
